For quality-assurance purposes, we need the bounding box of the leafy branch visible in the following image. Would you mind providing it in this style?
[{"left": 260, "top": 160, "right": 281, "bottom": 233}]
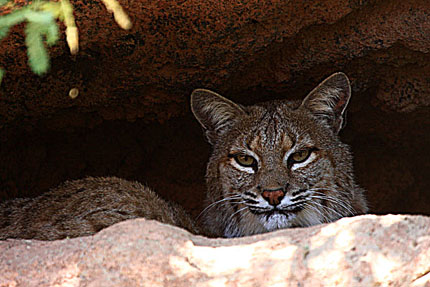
[{"left": 0, "top": 0, "right": 132, "bottom": 85}]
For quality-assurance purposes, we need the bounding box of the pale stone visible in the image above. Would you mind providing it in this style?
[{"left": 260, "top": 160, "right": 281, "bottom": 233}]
[{"left": 0, "top": 214, "right": 429, "bottom": 286}]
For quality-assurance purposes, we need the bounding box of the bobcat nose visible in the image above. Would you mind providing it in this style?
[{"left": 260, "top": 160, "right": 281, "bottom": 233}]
[{"left": 262, "top": 188, "right": 285, "bottom": 206}]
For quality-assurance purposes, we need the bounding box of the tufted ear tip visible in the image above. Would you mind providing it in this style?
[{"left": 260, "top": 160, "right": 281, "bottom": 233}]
[{"left": 325, "top": 72, "right": 350, "bottom": 88}]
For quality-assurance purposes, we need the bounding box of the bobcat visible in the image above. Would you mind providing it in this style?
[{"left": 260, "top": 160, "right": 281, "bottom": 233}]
[
  {"left": 192, "top": 72, "right": 368, "bottom": 238},
  {"left": 0, "top": 72, "right": 367, "bottom": 240},
  {"left": 0, "top": 177, "right": 199, "bottom": 240}
]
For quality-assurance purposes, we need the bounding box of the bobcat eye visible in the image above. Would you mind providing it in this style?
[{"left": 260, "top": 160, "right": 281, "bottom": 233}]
[
  {"left": 290, "top": 149, "right": 311, "bottom": 163},
  {"left": 234, "top": 154, "right": 257, "bottom": 167}
]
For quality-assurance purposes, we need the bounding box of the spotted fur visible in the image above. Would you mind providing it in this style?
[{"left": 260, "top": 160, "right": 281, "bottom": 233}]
[{"left": 0, "top": 177, "right": 199, "bottom": 240}]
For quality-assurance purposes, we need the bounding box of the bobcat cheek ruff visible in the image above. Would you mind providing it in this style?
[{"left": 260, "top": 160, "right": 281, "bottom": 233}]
[{"left": 192, "top": 72, "right": 368, "bottom": 238}]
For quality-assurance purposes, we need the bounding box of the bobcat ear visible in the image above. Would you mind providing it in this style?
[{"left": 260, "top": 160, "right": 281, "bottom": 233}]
[
  {"left": 300, "top": 72, "right": 351, "bottom": 134},
  {"left": 191, "top": 89, "right": 245, "bottom": 144}
]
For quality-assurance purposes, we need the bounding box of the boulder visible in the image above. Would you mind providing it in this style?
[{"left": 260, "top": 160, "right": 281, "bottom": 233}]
[{"left": 1, "top": 214, "right": 429, "bottom": 286}]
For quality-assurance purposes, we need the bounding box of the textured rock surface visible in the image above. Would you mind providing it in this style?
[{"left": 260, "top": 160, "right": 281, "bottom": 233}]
[
  {"left": 1, "top": 0, "right": 430, "bottom": 123},
  {"left": 1, "top": 215, "right": 429, "bottom": 286}
]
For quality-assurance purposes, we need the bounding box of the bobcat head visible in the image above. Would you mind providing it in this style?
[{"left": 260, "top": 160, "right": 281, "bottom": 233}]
[{"left": 191, "top": 72, "right": 368, "bottom": 238}]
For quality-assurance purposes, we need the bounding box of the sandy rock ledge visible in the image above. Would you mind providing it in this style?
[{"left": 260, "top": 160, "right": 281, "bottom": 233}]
[{"left": 0, "top": 214, "right": 429, "bottom": 287}]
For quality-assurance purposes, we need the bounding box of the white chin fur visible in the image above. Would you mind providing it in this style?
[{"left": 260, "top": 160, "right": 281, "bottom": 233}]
[{"left": 259, "top": 212, "right": 295, "bottom": 231}]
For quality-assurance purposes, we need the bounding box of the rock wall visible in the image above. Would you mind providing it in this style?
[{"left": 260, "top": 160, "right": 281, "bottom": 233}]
[
  {"left": 1, "top": 215, "right": 429, "bottom": 286},
  {"left": 0, "top": 0, "right": 429, "bottom": 217}
]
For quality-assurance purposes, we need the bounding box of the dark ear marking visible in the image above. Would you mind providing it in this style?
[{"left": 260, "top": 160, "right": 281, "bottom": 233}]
[
  {"left": 300, "top": 72, "right": 352, "bottom": 134},
  {"left": 191, "top": 89, "right": 245, "bottom": 144}
]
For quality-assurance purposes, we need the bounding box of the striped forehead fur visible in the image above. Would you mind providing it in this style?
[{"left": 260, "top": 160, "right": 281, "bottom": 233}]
[{"left": 247, "top": 107, "right": 293, "bottom": 152}]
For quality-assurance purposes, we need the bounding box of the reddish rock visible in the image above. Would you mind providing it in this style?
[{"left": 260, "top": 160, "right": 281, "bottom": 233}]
[
  {"left": 0, "top": 215, "right": 429, "bottom": 286},
  {"left": 1, "top": 0, "right": 430, "bottom": 123}
]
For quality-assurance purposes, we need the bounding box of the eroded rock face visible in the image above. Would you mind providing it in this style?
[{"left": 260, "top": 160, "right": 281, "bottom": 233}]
[
  {"left": 1, "top": 0, "right": 429, "bottom": 122},
  {"left": 0, "top": 215, "right": 429, "bottom": 286}
]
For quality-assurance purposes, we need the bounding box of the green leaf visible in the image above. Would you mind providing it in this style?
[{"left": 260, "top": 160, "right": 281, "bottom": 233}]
[
  {"left": 0, "top": 0, "right": 8, "bottom": 7},
  {"left": 24, "top": 9, "right": 59, "bottom": 46},
  {"left": 40, "top": 2, "right": 63, "bottom": 19},
  {"left": 0, "top": 26, "right": 10, "bottom": 40},
  {"left": 0, "top": 7, "right": 28, "bottom": 32},
  {"left": 24, "top": 10, "right": 55, "bottom": 25},
  {"left": 36, "top": 17, "right": 59, "bottom": 46},
  {"left": 0, "top": 67, "right": 4, "bottom": 85},
  {"left": 42, "top": 21, "right": 59, "bottom": 46},
  {"left": 25, "top": 22, "right": 50, "bottom": 75},
  {"left": 60, "top": 0, "right": 75, "bottom": 26}
]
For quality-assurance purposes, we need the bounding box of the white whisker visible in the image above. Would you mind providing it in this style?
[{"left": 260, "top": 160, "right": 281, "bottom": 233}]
[
  {"left": 311, "top": 200, "right": 345, "bottom": 219},
  {"left": 197, "top": 195, "right": 242, "bottom": 220},
  {"left": 302, "top": 202, "right": 329, "bottom": 224},
  {"left": 309, "top": 191, "right": 356, "bottom": 215},
  {"left": 228, "top": 206, "right": 249, "bottom": 221}
]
